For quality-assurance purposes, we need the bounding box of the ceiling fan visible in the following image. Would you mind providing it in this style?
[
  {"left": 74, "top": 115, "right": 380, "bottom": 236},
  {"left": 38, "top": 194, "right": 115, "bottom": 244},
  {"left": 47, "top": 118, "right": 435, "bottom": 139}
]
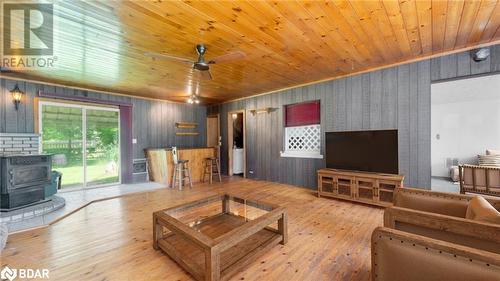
[{"left": 145, "top": 44, "right": 245, "bottom": 81}]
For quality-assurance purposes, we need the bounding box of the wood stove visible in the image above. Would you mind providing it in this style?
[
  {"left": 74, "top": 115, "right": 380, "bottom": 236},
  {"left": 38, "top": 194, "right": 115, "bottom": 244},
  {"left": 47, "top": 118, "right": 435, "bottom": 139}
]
[{"left": 0, "top": 154, "right": 52, "bottom": 210}]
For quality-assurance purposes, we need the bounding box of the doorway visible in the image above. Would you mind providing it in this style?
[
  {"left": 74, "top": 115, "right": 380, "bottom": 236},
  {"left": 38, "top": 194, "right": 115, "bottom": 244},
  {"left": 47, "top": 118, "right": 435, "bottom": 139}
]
[
  {"left": 227, "top": 110, "right": 246, "bottom": 177},
  {"left": 430, "top": 73, "right": 500, "bottom": 193},
  {"left": 39, "top": 101, "right": 121, "bottom": 190}
]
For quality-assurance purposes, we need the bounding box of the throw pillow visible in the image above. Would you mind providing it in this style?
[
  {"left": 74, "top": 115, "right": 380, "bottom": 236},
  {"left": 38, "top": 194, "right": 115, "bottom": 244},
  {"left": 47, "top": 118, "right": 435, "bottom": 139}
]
[
  {"left": 486, "top": 149, "right": 500, "bottom": 155},
  {"left": 465, "top": 196, "right": 500, "bottom": 224},
  {"left": 477, "top": 154, "right": 500, "bottom": 167}
]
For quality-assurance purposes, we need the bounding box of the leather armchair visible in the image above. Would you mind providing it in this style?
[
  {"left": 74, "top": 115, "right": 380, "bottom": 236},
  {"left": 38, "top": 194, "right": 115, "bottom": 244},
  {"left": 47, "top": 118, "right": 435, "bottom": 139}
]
[
  {"left": 371, "top": 227, "right": 500, "bottom": 281},
  {"left": 371, "top": 187, "right": 500, "bottom": 281},
  {"left": 385, "top": 187, "right": 500, "bottom": 253},
  {"left": 459, "top": 164, "right": 500, "bottom": 197}
]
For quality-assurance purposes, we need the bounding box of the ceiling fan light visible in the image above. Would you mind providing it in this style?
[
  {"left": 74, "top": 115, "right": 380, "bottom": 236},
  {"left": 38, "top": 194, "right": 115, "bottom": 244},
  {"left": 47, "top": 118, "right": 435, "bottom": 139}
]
[
  {"left": 187, "top": 97, "right": 193, "bottom": 104},
  {"left": 195, "top": 99, "right": 200, "bottom": 104}
]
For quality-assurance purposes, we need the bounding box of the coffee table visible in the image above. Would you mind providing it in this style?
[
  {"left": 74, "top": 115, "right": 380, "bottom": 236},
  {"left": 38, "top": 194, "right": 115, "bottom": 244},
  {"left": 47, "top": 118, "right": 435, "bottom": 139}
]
[{"left": 153, "top": 193, "right": 287, "bottom": 281}]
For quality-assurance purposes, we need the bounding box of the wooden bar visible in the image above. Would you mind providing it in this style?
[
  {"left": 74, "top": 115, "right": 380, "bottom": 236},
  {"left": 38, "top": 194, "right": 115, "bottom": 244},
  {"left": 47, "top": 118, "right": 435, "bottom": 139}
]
[
  {"left": 278, "top": 211, "right": 288, "bottom": 245},
  {"left": 205, "top": 248, "right": 220, "bottom": 281},
  {"left": 213, "top": 207, "right": 286, "bottom": 252},
  {"left": 155, "top": 212, "right": 215, "bottom": 250},
  {"left": 164, "top": 195, "right": 224, "bottom": 214},
  {"left": 153, "top": 213, "right": 163, "bottom": 250},
  {"left": 145, "top": 147, "right": 216, "bottom": 185},
  {"left": 157, "top": 238, "right": 205, "bottom": 281}
]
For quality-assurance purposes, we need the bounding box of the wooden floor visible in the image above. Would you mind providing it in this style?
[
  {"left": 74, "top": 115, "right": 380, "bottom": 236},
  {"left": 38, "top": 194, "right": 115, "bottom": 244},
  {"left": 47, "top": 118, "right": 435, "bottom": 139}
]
[{"left": 1, "top": 177, "right": 383, "bottom": 281}]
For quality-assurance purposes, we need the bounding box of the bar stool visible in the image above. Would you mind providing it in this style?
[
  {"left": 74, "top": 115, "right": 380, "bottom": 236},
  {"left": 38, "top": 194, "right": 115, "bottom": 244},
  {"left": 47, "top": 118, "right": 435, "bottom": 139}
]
[
  {"left": 203, "top": 146, "right": 222, "bottom": 184},
  {"left": 171, "top": 147, "right": 192, "bottom": 190}
]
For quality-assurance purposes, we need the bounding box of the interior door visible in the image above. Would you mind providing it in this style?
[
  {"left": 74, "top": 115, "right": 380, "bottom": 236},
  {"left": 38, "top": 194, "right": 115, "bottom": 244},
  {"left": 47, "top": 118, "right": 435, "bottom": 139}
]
[{"left": 206, "top": 115, "right": 220, "bottom": 148}]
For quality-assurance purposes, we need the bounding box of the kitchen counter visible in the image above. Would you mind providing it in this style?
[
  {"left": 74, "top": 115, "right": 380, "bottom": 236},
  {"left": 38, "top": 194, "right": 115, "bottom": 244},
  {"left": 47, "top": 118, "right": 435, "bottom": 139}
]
[{"left": 145, "top": 147, "right": 213, "bottom": 151}]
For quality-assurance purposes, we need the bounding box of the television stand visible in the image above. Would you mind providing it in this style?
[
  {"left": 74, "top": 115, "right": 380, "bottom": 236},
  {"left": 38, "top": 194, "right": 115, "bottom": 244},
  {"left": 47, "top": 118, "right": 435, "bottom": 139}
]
[{"left": 317, "top": 169, "right": 404, "bottom": 207}]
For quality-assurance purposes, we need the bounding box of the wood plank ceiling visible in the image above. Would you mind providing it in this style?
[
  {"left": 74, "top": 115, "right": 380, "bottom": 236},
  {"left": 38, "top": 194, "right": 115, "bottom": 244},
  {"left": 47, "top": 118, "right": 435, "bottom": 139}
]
[{"left": 2, "top": 0, "right": 500, "bottom": 104}]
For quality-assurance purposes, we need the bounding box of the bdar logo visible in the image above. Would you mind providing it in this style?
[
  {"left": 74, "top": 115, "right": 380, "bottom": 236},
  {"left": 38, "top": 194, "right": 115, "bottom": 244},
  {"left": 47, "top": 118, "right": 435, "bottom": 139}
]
[
  {"left": 0, "top": 266, "right": 49, "bottom": 280},
  {"left": 0, "top": 266, "right": 17, "bottom": 281}
]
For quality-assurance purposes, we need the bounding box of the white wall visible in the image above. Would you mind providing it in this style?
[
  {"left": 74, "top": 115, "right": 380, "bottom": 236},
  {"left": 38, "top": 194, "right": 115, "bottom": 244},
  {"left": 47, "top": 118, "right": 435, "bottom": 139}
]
[{"left": 431, "top": 74, "right": 500, "bottom": 177}]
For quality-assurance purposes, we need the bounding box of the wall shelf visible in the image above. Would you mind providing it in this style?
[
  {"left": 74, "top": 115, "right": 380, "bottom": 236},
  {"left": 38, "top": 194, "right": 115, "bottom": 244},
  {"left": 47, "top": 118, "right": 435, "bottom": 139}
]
[
  {"left": 249, "top": 107, "right": 276, "bottom": 115},
  {"left": 175, "top": 122, "right": 197, "bottom": 129},
  {"left": 176, "top": 132, "right": 199, "bottom": 136}
]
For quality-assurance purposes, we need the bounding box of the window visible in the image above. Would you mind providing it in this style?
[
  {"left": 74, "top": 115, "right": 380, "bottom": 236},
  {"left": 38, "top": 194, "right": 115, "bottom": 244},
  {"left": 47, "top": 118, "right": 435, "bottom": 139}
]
[{"left": 280, "top": 100, "right": 323, "bottom": 159}]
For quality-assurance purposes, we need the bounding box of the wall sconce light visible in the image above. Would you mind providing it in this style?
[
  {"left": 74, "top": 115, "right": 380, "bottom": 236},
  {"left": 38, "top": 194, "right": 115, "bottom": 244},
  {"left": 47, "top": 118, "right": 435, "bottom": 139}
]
[
  {"left": 231, "top": 113, "right": 238, "bottom": 120},
  {"left": 471, "top": 48, "right": 490, "bottom": 62},
  {"left": 10, "top": 83, "right": 24, "bottom": 110}
]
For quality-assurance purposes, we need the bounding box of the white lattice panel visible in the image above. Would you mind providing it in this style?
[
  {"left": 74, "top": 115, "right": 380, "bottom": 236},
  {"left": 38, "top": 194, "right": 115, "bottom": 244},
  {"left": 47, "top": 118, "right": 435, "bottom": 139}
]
[{"left": 284, "top": 124, "right": 321, "bottom": 153}]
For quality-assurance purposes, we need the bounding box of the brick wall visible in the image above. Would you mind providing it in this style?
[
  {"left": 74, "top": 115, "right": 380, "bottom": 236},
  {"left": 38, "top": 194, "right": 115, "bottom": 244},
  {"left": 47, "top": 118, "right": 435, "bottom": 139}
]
[{"left": 0, "top": 133, "right": 40, "bottom": 154}]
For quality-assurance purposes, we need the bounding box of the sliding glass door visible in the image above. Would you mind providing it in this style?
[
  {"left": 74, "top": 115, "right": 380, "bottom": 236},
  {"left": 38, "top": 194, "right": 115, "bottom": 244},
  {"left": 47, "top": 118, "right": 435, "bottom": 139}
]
[
  {"left": 41, "top": 104, "right": 84, "bottom": 188},
  {"left": 85, "top": 109, "right": 120, "bottom": 187},
  {"left": 40, "top": 101, "right": 120, "bottom": 189}
]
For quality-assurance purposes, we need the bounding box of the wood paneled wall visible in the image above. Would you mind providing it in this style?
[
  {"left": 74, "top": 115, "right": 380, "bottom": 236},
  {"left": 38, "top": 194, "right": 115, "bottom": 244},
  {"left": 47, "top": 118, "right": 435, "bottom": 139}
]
[
  {"left": 209, "top": 44, "right": 500, "bottom": 189},
  {"left": 2, "top": 44, "right": 499, "bottom": 188},
  {"left": 431, "top": 46, "right": 500, "bottom": 81},
  {"left": 0, "top": 79, "right": 207, "bottom": 161}
]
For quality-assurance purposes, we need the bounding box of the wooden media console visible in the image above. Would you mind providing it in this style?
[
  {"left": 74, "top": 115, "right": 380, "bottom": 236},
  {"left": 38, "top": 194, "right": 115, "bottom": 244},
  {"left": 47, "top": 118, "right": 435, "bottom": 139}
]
[{"left": 317, "top": 169, "right": 404, "bottom": 207}]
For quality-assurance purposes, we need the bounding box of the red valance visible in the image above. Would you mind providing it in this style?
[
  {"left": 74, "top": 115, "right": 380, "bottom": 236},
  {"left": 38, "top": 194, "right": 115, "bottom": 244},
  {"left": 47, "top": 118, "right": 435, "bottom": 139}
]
[{"left": 285, "top": 100, "right": 320, "bottom": 127}]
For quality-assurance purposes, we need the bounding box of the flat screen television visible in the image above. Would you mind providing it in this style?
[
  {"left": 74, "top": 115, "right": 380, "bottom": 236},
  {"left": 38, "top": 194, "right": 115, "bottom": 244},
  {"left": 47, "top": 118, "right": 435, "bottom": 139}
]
[{"left": 325, "top": 130, "right": 398, "bottom": 174}]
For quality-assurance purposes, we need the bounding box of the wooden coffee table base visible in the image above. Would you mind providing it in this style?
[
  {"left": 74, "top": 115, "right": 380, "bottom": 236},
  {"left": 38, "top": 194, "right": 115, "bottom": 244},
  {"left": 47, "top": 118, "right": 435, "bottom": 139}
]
[{"left": 153, "top": 194, "right": 287, "bottom": 281}]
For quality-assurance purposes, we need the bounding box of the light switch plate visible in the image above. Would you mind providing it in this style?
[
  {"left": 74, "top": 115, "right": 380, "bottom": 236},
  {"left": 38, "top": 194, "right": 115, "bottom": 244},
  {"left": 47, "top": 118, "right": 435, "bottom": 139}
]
[{"left": 132, "top": 138, "right": 137, "bottom": 144}]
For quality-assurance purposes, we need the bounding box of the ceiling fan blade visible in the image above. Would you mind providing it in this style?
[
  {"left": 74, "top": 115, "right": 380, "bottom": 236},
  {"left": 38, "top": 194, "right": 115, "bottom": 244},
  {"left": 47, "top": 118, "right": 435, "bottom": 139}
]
[
  {"left": 146, "top": 85, "right": 171, "bottom": 95},
  {"left": 144, "top": 52, "right": 193, "bottom": 64},
  {"left": 147, "top": 86, "right": 193, "bottom": 97},
  {"left": 199, "top": 70, "right": 213, "bottom": 80},
  {"left": 198, "top": 96, "right": 220, "bottom": 102},
  {"left": 208, "top": 51, "right": 246, "bottom": 64},
  {"left": 148, "top": 85, "right": 221, "bottom": 104}
]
